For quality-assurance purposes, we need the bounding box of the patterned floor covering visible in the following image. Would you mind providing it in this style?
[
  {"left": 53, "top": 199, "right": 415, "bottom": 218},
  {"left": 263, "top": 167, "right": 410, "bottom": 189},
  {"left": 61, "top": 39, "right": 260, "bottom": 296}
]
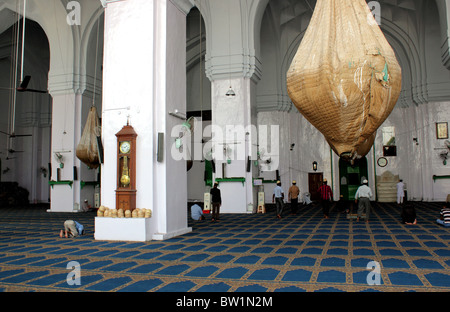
[{"left": 0, "top": 202, "right": 449, "bottom": 293}]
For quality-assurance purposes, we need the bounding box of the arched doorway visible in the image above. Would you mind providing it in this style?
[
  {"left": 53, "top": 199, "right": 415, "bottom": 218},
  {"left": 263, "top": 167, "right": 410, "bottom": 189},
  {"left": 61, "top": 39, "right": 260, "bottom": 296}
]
[
  {"left": 186, "top": 7, "right": 212, "bottom": 204},
  {"left": 0, "top": 15, "right": 51, "bottom": 205},
  {"left": 339, "top": 157, "right": 368, "bottom": 200}
]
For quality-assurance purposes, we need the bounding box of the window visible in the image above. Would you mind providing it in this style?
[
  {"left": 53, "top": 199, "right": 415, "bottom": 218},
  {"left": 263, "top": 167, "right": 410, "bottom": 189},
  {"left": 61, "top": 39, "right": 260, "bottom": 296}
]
[
  {"left": 382, "top": 126, "right": 396, "bottom": 157},
  {"left": 382, "top": 126, "right": 395, "bottom": 146}
]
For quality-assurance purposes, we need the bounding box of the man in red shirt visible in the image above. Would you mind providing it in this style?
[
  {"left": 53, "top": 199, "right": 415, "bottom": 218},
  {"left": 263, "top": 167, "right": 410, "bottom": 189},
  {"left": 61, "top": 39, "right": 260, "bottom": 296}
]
[{"left": 318, "top": 179, "right": 333, "bottom": 218}]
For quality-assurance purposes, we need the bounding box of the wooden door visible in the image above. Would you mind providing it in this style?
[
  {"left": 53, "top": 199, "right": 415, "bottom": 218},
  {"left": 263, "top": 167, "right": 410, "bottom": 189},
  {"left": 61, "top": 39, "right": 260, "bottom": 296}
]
[
  {"left": 308, "top": 173, "right": 323, "bottom": 201},
  {"left": 339, "top": 157, "right": 368, "bottom": 200}
]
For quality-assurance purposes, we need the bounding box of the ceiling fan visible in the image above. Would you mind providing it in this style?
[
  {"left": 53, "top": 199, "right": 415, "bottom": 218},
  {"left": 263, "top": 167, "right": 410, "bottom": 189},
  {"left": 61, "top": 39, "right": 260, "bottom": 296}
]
[
  {"left": 0, "top": 149, "right": 22, "bottom": 161},
  {"left": 0, "top": 130, "right": 31, "bottom": 138},
  {"left": 7, "top": 148, "right": 24, "bottom": 154},
  {"left": 16, "top": 75, "right": 48, "bottom": 94},
  {"left": 0, "top": 76, "right": 47, "bottom": 94},
  {"left": 1, "top": 1, "right": 36, "bottom": 146}
]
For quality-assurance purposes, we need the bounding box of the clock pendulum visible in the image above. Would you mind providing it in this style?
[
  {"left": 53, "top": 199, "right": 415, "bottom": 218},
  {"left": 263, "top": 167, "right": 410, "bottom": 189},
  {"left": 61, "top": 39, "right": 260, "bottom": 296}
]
[{"left": 120, "top": 156, "right": 130, "bottom": 187}]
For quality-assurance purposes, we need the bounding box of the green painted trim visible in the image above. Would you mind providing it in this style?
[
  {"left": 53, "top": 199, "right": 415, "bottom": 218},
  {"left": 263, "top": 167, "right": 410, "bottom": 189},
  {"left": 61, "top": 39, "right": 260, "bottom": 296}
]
[
  {"left": 433, "top": 175, "right": 450, "bottom": 182},
  {"left": 80, "top": 181, "right": 99, "bottom": 189},
  {"left": 252, "top": 178, "right": 278, "bottom": 184},
  {"left": 205, "top": 159, "right": 213, "bottom": 187},
  {"left": 330, "top": 148, "right": 334, "bottom": 197},
  {"left": 215, "top": 177, "right": 246, "bottom": 186},
  {"left": 373, "top": 144, "right": 378, "bottom": 201},
  {"left": 49, "top": 180, "right": 73, "bottom": 189}
]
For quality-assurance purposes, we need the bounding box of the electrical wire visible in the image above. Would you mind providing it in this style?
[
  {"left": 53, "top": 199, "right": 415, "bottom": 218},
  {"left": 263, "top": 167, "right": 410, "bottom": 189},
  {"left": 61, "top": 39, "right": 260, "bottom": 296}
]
[
  {"left": 92, "top": 16, "right": 101, "bottom": 107},
  {"left": 6, "top": 0, "right": 22, "bottom": 158}
]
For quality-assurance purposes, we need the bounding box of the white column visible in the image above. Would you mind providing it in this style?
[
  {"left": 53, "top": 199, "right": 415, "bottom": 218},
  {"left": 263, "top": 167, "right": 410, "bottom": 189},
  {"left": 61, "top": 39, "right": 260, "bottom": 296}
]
[
  {"left": 101, "top": 0, "right": 191, "bottom": 239},
  {"left": 211, "top": 77, "right": 257, "bottom": 213},
  {"left": 48, "top": 90, "right": 82, "bottom": 212},
  {"left": 203, "top": 0, "right": 263, "bottom": 213}
]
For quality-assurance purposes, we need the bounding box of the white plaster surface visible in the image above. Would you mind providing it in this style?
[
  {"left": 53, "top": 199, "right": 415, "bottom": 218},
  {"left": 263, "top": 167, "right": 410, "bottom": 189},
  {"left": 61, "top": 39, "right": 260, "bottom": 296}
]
[{"left": 94, "top": 217, "right": 154, "bottom": 242}]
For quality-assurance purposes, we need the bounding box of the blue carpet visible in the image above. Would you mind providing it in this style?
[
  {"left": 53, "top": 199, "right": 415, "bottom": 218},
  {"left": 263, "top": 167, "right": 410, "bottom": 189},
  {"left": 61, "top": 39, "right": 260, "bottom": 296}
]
[
  {"left": 84, "top": 276, "right": 132, "bottom": 291},
  {"left": 0, "top": 202, "right": 449, "bottom": 292},
  {"left": 282, "top": 269, "right": 312, "bottom": 282}
]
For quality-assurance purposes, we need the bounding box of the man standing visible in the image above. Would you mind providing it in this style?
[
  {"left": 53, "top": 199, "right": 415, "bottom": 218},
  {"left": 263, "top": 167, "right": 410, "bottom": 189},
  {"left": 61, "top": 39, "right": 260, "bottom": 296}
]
[
  {"left": 396, "top": 179, "right": 405, "bottom": 204},
  {"left": 272, "top": 181, "right": 285, "bottom": 219},
  {"left": 318, "top": 179, "right": 333, "bottom": 218},
  {"left": 210, "top": 182, "right": 222, "bottom": 222},
  {"left": 288, "top": 181, "right": 300, "bottom": 215},
  {"left": 355, "top": 179, "right": 373, "bottom": 222}
]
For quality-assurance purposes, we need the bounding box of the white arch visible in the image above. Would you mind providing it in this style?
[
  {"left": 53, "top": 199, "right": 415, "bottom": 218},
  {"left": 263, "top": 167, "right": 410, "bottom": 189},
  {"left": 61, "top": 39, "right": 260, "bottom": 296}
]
[
  {"left": 37, "top": 0, "right": 77, "bottom": 95},
  {"left": 0, "top": 0, "right": 75, "bottom": 93},
  {"left": 79, "top": 7, "right": 104, "bottom": 96},
  {"left": 435, "top": 0, "right": 450, "bottom": 69}
]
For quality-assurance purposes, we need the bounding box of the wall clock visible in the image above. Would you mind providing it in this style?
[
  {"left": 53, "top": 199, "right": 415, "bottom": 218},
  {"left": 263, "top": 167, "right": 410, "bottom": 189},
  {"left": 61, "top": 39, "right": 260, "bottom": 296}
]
[
  {"left": 120, "top": 141, "right": 131, "bottom": 154},
  {"left": 115, "top": 124, "right": 138, "bottom": 211},
  {"left": 377, "top": 157, "right": 388, "bottom": 167}
]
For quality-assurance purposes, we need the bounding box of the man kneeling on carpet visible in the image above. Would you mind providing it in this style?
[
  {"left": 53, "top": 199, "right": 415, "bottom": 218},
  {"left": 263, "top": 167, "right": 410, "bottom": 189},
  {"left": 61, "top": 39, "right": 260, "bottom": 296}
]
[
  {"left": 191, "top": 203, "right": 205, "bottom": 221},
  {"left": 401, "top": 204, "right": 417, "bottom": 225},
  {"left": 437, "top": 203, "right": 450, "bottom": 227},
  {"left": 60, "top": 220, "right": 85, "bottom": 238}
]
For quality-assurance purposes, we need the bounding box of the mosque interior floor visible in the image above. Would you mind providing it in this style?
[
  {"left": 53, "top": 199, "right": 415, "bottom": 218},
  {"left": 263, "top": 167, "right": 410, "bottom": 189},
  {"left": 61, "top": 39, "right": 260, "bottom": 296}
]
[{"left": 0, "top": 201, "right": 449, "bottom": 293}]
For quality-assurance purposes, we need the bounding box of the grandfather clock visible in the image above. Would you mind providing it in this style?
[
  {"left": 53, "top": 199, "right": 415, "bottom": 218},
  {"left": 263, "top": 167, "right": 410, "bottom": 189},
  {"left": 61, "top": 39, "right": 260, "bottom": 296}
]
[{"left": 115, "top": 123, "right": 138, "bottom": 211}]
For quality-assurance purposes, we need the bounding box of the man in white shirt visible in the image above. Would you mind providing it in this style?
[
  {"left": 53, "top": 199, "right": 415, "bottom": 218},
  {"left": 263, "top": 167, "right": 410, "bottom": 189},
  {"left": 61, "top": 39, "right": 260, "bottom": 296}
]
[
  {"left": 396, "top": 179, "right": 405, "bottom": 204},
  {"left": 355, "top": 179, "right": 373, "bottom": 222},
  {"left": 272, "top": 181, "right": 285, "bottom": 219},
  {"left": 80, "top": 199, "right": 92, "bottom": 212}
]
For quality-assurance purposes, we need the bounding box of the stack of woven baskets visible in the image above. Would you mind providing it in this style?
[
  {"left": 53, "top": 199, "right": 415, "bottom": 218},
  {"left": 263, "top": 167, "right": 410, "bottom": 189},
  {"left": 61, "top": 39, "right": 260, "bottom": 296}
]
[{"left": 97, "top": 206, "right": 152, "bottom": 218}]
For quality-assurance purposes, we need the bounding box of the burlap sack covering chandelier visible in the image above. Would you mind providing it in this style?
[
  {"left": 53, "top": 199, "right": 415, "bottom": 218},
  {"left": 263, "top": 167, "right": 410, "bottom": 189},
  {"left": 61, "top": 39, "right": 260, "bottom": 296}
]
[
  {"left": 287, "top": 0, "right": 402, "bottom": 160},
  {"left": 76, "top": 106, "right": 101, "bottom": 169}
]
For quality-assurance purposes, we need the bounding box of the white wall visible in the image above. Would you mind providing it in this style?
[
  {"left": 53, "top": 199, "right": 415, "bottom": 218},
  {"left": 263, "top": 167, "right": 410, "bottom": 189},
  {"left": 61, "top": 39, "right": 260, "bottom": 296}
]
[
  {"left": 257, "top": 110, "right": 336, "bottom": 202},
  {"left": 101, "top": 0, "right": 190, "bottom": 239},
  {"left": 256, "top": 99, "right": 450, "bottom": 204},
  {"left": 373, "top": 102, "right": 450, "bottom": 202},
  {"left": 164, "top": 0, "right": 190, "bottom": 235},
  {"left": 187, "top": 119, "right": 211, "bottom": 202},
  {"left": 101, "top": 0, "right": 156, "bottom": 213}
]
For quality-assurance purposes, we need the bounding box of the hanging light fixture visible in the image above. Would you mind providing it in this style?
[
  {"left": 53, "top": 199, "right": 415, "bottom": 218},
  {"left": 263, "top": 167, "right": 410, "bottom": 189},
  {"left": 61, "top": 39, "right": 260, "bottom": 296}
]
[
  {"left": 312, "top": 161, "right": 318, "bottom": 171},
  {"left": 198, "top": 7, "right": 205, "bottom": 112},
  {"left": 226, "top": 87, "right": 235, "bottom": 97}
]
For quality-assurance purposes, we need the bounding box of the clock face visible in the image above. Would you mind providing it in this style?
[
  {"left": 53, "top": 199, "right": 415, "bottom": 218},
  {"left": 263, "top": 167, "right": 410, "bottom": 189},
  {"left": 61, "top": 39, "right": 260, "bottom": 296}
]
[
  {"left": 377, "top": 157, "right": 388, "bottom": 167},
  {"left": 120, "top": 141, "right": 131, "bottom": 154}
]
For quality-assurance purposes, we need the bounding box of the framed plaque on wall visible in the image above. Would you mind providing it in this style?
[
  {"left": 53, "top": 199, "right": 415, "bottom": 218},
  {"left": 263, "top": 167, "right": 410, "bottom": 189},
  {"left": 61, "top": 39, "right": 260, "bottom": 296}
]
[{"left": 436, "top": 122, "right": 448, "bottom": 139}]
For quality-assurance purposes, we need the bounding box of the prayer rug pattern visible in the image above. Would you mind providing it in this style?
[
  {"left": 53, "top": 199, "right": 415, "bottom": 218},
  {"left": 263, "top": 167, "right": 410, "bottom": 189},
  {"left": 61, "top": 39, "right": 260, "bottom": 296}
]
[{"left": 0, "top": 202, "right": 449, "bottom": 292}]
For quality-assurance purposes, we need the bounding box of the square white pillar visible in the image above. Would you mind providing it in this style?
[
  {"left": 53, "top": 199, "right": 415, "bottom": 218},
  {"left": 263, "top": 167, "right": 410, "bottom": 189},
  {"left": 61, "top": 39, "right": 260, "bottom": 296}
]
[
  {"left": 101, "top": 0, "right": 191, "bottom": 240},
  {"left": 211, "top": 78, "right": 257, "bottom": 213}
]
